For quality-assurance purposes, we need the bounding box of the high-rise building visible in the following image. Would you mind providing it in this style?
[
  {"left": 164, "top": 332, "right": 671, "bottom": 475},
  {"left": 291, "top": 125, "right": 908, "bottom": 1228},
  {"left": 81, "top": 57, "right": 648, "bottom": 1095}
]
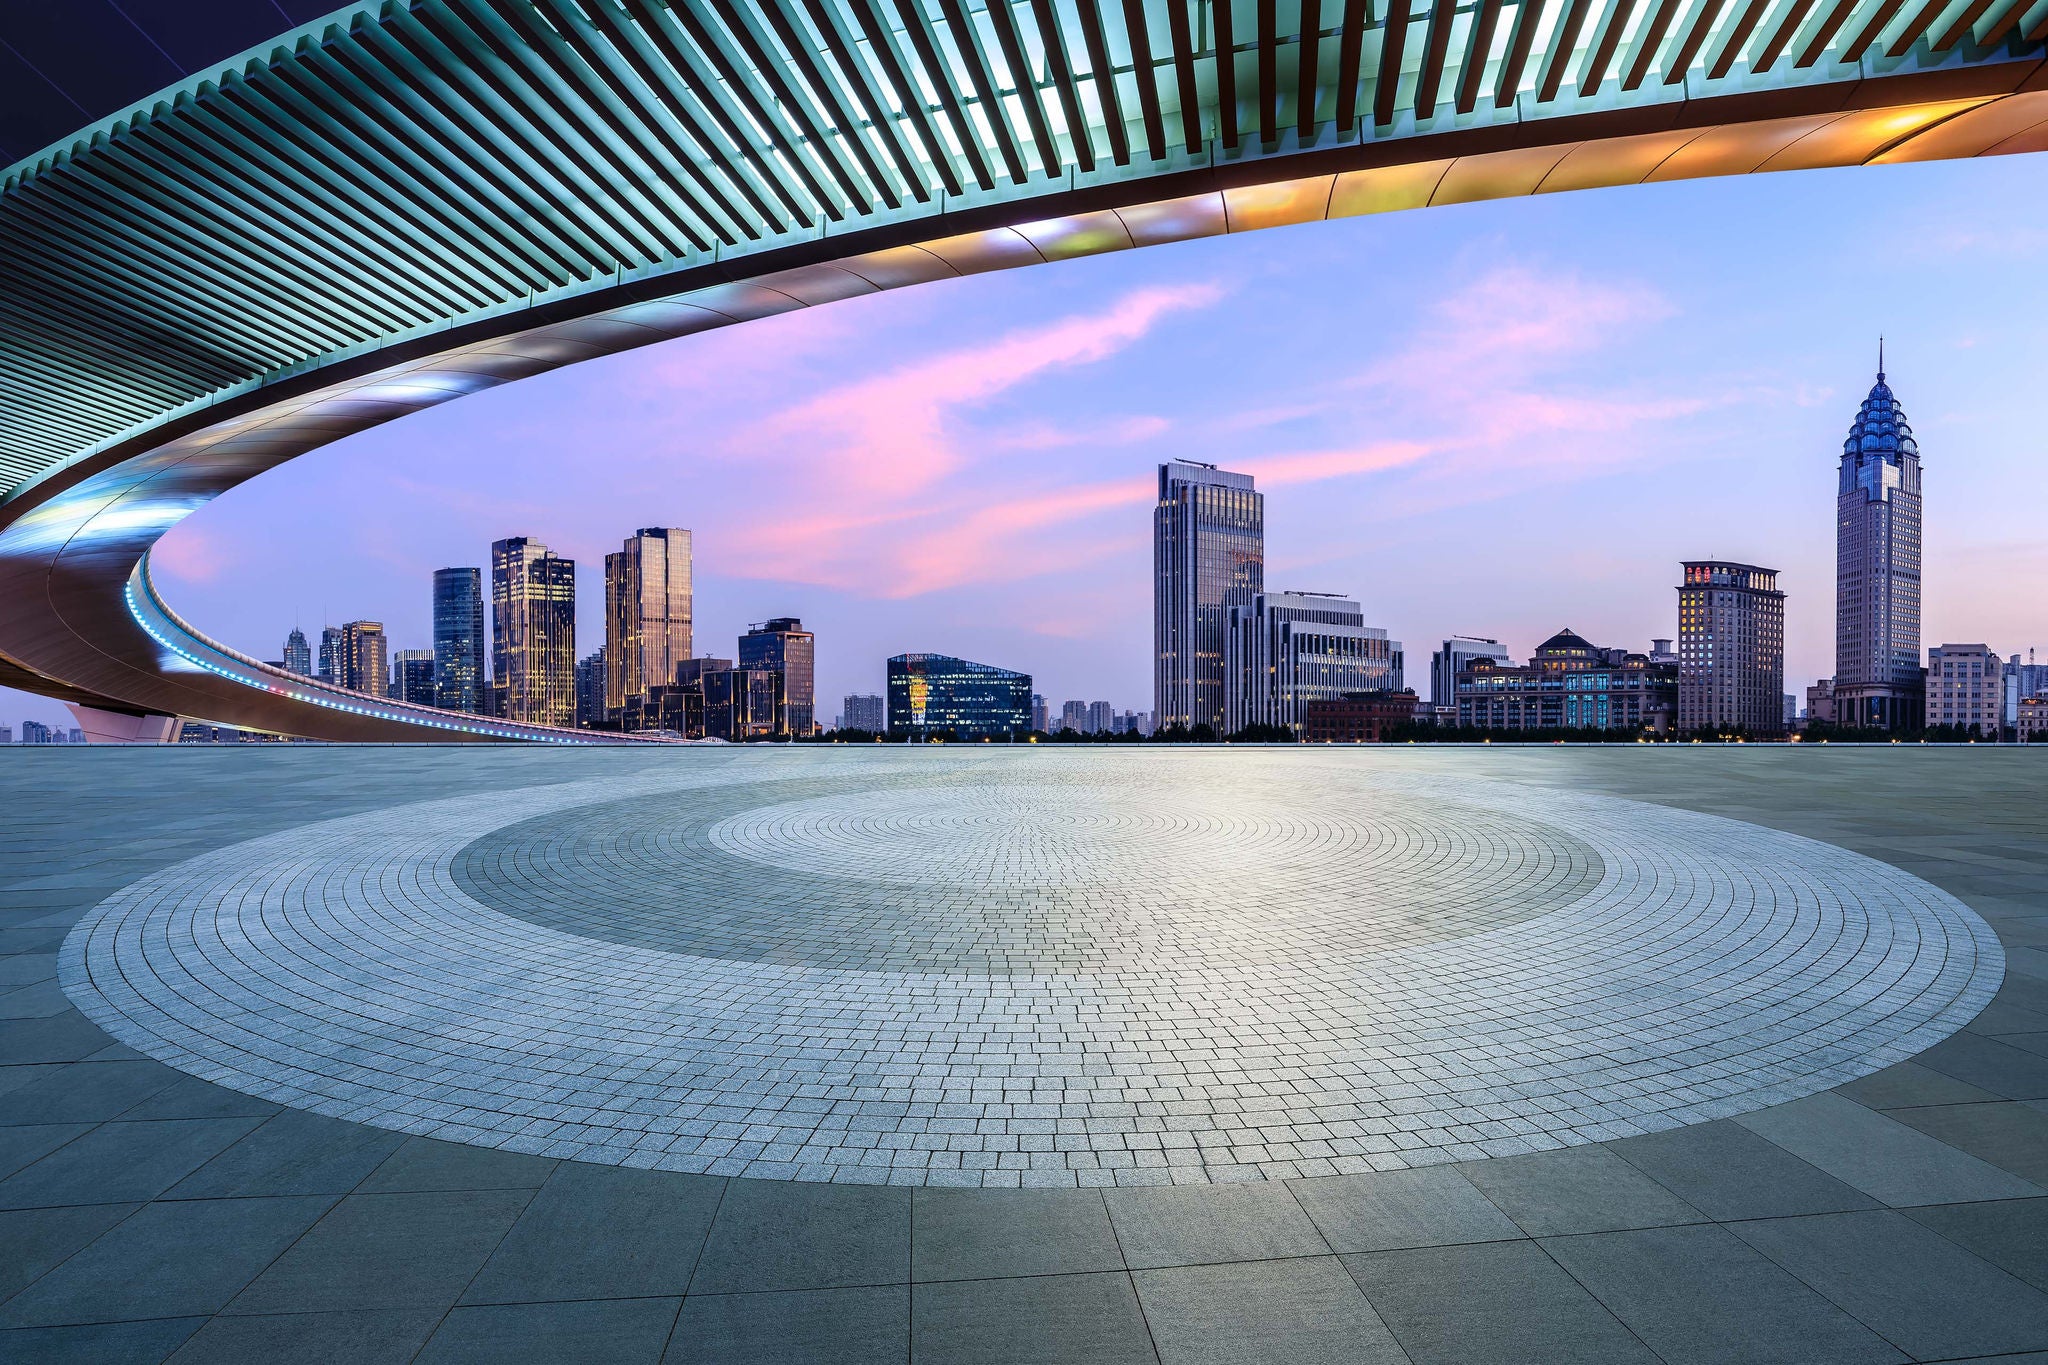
[
  {"left": 317, "top": 626, "right": 343, "bottom": 684},
  {"left": 738, "top": 617, "right": 815, "bottom": 737},
  {"left": 575, "top": 650, "right": 607, "bottom": 728},
  {"left": 338, "top": 621, "right": 388, "bottom": 696},
  {"left": 1155, "top": 461, "right": 1263, "bottom": 732},
  {"left": 0, "top": 725, "right": 10, "bottom": 744},
  {"left": 433, "top": 567, "right": 486, "bottom": 714},
  {"left": 2002, "top": 651, "right": 2047, "bottom": 727},
  {"left": 1677, "top": 561, "right": 1787, "bottom": 735},
  {"left": 1224, "top": 591, "right": 1402, "bottom": 736},
  {"left": 887, "top": 654, "right": 1031, "bottom": 738},
  {"left": 843, "top": 693, "right": 886, "bottom": 733},
  {"left": 705, "top": 666, "right": 781, "bottom": 741},
  {"left": 1087, "top": 701, "right": 1116, "bottom": 734},
  {"left": 282, "top": 627, "right": 311, "bottom": 676},
  {"left": 1430, "top": 637, "right": 1511, "bottom": 707},
  {"left": 604, "top": 528, "right": 692, "bottom": 720},
  {"left": 1926, "top": 644, "right": 2003, "bottom": 735},
  {"left": 1030, "top": 694, "right": 1048, "bottom": 733},
  {"left": 1835, "top": 350, "right": 1924, "bottom": 730},
  {"left": 21, "top": 720, "right": 51, "bottom": 744},
  {"left": 391, "top": 649, "right": 436, "bottom": 705},
  {"left": 1059, "top": 699, "right": 1089, "bottom": 733},
  {"left": 493, "top": 536, "right": 576, "bottom": 727}
]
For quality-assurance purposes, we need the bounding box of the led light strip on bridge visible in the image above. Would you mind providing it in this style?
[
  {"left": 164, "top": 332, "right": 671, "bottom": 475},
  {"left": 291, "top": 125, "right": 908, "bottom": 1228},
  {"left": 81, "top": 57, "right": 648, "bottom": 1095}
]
[{"left": 0, "top": 1, "right": 2041, "bottom": 741}]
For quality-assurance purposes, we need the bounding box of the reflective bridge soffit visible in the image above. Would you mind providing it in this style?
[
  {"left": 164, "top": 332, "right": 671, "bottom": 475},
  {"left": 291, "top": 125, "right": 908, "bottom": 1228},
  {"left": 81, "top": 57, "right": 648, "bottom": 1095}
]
[{"left": 1, "top": 1, "right": 2042, "bottom": 740}]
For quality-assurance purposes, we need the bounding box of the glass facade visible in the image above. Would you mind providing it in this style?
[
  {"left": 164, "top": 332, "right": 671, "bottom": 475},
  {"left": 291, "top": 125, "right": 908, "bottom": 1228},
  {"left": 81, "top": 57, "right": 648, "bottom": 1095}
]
[
  {"left": 604, "top": 528, "right": 692, "bottom": 719},
  {"left": 738, "top": 617, "right": 815, "bottom": 737},
  {"left": 1223, "top": 592, "right": 1402, "bottom": 736},
  {"left": 337, "top": 621, "right": 387, "bottom": 697},
  {"left": 282, "top": 627, "right": 311, "bottom": 677},
  {"left": 1835, "top": 360, "right": 1924, "bottom": 729},
  {"left": 492, "top": 537, "right": 576, "bottom": 727},
  {"left": 432, "top": 567, "right": 485, "bottom": 714},
  {"left": 1155, "top": 462, "right": 1263, "bottom": 732},
  {"left": 887, "top": 654, "right": 1031, "bottom": 738},
  {"left": 391, "top": 649, "right": 436, "bottom": 705}
]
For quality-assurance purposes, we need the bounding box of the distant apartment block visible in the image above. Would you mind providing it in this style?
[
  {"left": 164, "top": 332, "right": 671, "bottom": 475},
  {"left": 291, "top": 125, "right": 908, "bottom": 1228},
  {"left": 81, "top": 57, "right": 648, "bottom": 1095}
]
[
  {"left": 1677, "top": 560, "right": 1786, "bottom": 735},
  {"left": 1927, "top": 644, "right": 2003, "bottom": 734},
  {"left": 843, "top": 693, "right": 886, "bottom": 733}
]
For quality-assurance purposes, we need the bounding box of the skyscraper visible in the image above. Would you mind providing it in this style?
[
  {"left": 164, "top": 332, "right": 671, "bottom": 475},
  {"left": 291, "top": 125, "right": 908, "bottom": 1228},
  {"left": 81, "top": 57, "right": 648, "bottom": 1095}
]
[
  {"left": 1155, "top": 461, "right": 1263, "bottom": 732},
  {"left": 1223, "top": 591, "right": 1402, "bottom": 736},
  {"left": 1677, "top": 561, "right": 1786, "bottom": 735},
  {"left": 432, "top": 567, "right": 486, "bottom": 714},
  {"left": 391, "top": 648, "right": 436, "bottom": 705},
  {"left": 492, "top": 536, "right": 576, "bottom": 727},
  {"left": 317, "top": 626, "right": 343, "bottom": 684},
  {"left": 1030, "top": 694, "right": 1048, "bottom": 733},
  {"left": 575, "top": 650, "right": 607, "bottom": 728},
  {"left": 1835, "top": 349, "right": 1923, "bottom": 730},
  {"left": 738, "top": 617, "right": 815, "bottom": 737},
  {"left": 337, "top": 621, "right": 388, "bottom": 696},
  {"left": 282, "top": 627, "right": 311, "bottom": 676},
  {"left": 604, "top": 528, "right": 692, "bottom": 719}
]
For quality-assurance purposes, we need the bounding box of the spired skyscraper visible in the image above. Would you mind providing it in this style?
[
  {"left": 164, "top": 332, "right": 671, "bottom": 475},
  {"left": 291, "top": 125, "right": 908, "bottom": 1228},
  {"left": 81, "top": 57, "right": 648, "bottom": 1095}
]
[
  {"left": 604, "top": 528, "right": 692, "bottom": 721},
  {"left": 1835, "top": 349, "right": 1924, "bottom": 730},
  {"left": 281, "top": 627, "right": 311, "bottom": 677},
  {"left": 432, "top": 568, "right": 486, "bottom": 714},
  {"left": 492, "top": 536, "right": 577, "bottom": 727},
  {"left": 1154, "top": 461, "right": 1264, "bottom": 733}
]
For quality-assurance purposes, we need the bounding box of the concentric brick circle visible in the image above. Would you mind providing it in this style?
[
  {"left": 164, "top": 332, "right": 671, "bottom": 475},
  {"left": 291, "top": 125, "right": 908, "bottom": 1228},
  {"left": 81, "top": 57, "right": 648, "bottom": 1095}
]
[{"left": 59, "top": 751, "right": 2001, "bottom": 1188}]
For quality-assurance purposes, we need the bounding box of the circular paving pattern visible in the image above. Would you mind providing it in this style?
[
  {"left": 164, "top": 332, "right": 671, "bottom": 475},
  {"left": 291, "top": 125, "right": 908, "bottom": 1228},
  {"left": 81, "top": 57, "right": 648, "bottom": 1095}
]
[{"left": 60, "top": 751, "right": 2001, "bottom": 1188}]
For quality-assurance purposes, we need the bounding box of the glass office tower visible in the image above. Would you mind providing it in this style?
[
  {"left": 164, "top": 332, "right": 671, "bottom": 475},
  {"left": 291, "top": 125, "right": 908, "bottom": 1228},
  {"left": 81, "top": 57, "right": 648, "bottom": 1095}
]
[
  {"left": 738, "top": 617, "right": 815, "bottom": 737},
  {"left": 1155, "top": 461, "right": 1263, "bottom": 732},
  {"left": 337, "top": 620, "right": 388, "bottom": 696},
  {"left": 432, "top": 567, "right": 486, "bottom": 714},
  {"left": 492, "top": 537, "right": 576, "bottom": 727},
  {"left": 391, "top": 648, "right": 436, "bottom": 705},
  {"left": 604, "top": 528, "right": 692, "bottom": 720},
  {"left": 1834, "top": 354, "right": 1924, "bottom": 730},
  {"left": 282, "top": 627, "right": 311, "bottom": 677},
  {"left": 887, "top": 654, "right": 1031, "bottom": 738}
]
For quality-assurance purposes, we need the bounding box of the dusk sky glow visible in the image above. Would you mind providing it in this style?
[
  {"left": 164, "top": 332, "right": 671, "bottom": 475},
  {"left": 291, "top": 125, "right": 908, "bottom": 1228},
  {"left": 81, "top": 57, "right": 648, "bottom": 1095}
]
[{"left": 9, "top": 154, "right": 2045, "bottom": 732}]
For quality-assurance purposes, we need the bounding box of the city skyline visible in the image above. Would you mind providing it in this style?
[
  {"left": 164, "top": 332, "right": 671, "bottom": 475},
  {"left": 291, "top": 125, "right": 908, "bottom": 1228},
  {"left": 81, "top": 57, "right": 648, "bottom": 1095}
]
[{"left": 5, "top": 156, "right": 2045, "bottom": 732}]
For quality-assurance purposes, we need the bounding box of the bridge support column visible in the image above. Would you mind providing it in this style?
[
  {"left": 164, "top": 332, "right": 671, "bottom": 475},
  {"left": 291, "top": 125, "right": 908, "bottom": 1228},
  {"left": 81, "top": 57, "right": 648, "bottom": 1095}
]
[{"left": 66, "top": 704, "right": 182, "bottom": 745}]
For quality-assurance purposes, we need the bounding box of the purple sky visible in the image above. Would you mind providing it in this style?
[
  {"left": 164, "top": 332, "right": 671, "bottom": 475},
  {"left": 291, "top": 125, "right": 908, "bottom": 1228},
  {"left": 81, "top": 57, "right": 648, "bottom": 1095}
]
[{"left": 9, "top": 154, "right": 2047, "bottom": 732}]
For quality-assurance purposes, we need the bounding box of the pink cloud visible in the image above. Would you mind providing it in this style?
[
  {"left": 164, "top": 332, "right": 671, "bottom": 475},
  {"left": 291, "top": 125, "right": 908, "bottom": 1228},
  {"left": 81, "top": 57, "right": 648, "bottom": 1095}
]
[{"left": 151, "top": 525, "right": 231, "bottom": 584}]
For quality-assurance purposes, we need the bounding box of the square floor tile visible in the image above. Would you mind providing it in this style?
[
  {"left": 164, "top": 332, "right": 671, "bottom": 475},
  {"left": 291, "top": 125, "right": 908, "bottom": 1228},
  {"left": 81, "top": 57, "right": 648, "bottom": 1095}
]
[
  {"left": 226, "top": 1188, "right": 533, "bottom": 1314},
  {"left": 0, "top": 1060, "right": 183, "bottom": 1125},
  {"left": 0, "top": 1317, "right": 205, "bottom": 1363},
  {"left": 166, "top": 1110, "right": 407, "bottom": 1199},
  {"left": 1915, "top": 1033, "right": 2048, "bottom": 1100},
  {"left": 1736, "top": 1093, "right": 2042, "bottom": 1206},
  {"left": 1906, "top": 1198, "right": 2048, "bottom": 1292},
  {"left": 0, "top": 1202, "right": 138, "bottom": 1301},
  {"left": 668, "top": 1285, "right": 906, "bottom": 1364},
  {"left": 464, "top": 1164, "right": 724, "bottom": 1303},
  {"left": 0, "top": 1196, "right": 334, "bottom": 1327},
  {"left": 1104, "top": 1181, "right": 1328, "bottom": 1269},
  {"left": 1731, "top": 1208, "right": 2048, "bottom": 1360},
  {"left": 1542, "top": 1222, "right": 1903, "bottom": 1365},
  {"left": 1835, "top": 1063, "right": 2000, "bottom": 1110},
  {"left": 416, "top": 1297, "right": 680, "bottom": 1365},
  {"left": 164, "top": 1307, "right": 442, "bottom": 1364},
  {"left": 912, "top": 1188, "right": 1123, "bottom": 1281},
  {"left": 356, "top": 1137, "right": 559, "bottom": 1193},
  {"left": 1288, "top": 1166, "right": 1522, "bottom": 1253},
  {"left": 1886, "top": 1102, "right": 2048, "bottom": 1184},
  {"left": 1456, "top": 1145, "right": 1703, "bottom": 1237},
  {"left": 689, "top": 1180, "right": 908, "bottom": 1294},
  {"left": 1134, "top": 1256, "right": 1407, "bottom": 1365},
  {"left": 0, "top": 1117, "right": 266, "bottom": 1209},
  {"left": 912, "top": 1271, "right": 1155, "bottom": 1365},
  {"left": 1606, "top": 1120, "right": 1878, "bottom": 1221},
  {"left": 1343, "top": 1238, "right": 1656, "bottom": 1365}
]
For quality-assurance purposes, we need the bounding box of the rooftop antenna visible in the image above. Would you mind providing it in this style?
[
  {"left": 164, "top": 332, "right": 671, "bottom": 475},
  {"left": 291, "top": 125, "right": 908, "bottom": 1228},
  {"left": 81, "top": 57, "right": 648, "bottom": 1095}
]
[{"left": 1878, "top": 335, "right": 1885, "bottom": 381}]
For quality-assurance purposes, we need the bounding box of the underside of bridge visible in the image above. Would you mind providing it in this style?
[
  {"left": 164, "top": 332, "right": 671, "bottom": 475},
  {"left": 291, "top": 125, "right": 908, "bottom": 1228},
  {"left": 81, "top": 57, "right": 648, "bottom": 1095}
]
[{"left": 1, "top": 0, "right": 2042, "bottom": 741}]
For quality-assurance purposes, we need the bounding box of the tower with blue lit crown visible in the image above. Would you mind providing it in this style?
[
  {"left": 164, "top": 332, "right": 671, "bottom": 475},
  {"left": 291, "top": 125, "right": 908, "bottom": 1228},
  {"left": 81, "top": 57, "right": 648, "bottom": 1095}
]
[{"left": 1834, "top": 344, "right": 1923, "bottom": 730}]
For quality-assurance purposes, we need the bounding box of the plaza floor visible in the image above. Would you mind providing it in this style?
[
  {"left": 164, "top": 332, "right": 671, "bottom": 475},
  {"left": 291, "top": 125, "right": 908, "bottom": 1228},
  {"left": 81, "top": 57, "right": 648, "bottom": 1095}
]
[{"left": 2, "top": 745, "right": 2046, "bottom": 1364}]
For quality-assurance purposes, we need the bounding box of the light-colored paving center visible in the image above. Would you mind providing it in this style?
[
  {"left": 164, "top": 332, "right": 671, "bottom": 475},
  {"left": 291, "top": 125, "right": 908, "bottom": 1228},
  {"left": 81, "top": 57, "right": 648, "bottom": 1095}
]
[{"left": 60, "top": 752, "right": 2000, "bottom": 1188}]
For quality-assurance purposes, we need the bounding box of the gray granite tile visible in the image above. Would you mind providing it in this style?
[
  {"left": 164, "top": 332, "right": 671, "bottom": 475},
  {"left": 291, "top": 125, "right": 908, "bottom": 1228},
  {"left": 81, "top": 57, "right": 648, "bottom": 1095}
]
[
  {"left": 167, "top": 1111, "right": 407, "bottom": 1199},
  {"left": 0, "top": 982, "right": 70, "bottom": 1020},
  {"left": 226, "top": 1188, "right": 533, "bottom": 1314},
  {"left": 115, "top": 1078, "right": 282, "bottom": 1123},
  {"left": 0, "top": 1060, "right": 184, "bottom": 1125},
  {"left": 1605, "top": 1119, "right": 1879, "bottom": 1221},
  {"left": 1288, "top": 1166, "right": 1523, "bottom": 1254},
  {"left": 1104, "top": 1182, "right": 1328, "bottom": 1270},
  {"left": 1834, "top": 1061, "right": 2001, "bottom": 1110},
  {"left": 0, "top": 1014, "right": 110, "bottom": 1066},
  {"left": 1343, "top": 1238, "right": 1656, "bottom": 1365},
  {"left": 0, "top": 1196, "right": 334, "bottom": 1327},
  {"left": 356, "top": 1137, "right": 559, "bottom": 1194},
  {"left": 164, "top": 1308, "right": 442, "bottom": 1364},
  {"left": 0, "top": 1317, "right": 205, "bottom": 1363},
  {"left": 464, "top": 1164, "right": 723, "bottom": 1304},
  {"left": 416, "top": 1297, "right": 680, "bottom": 1365},
  {"left": 912, "top": 1271, "right": 1156, "bottom": 1365},
  {"left": 1133, "top": 1256, "right": 1407, "bottom": 1365},
  {"left": 690, "top": 1180, "right": 908, "bottom": 1294},
  {"left": 1541, "top": 1223, "right": 1904, "bottom": 1365},
  {"left": 1914, "top": 1032, "right": 2048, "bottom": 1100},
  {"left": 667, "top": 1286, "right": 906, "bottom": 1364},
  {"left": 0, "top": 1203, "right": 138, "bottom": 1301},
  {"left": 0, "top": 1124, "right": 90, "bottom": 1183},
  {"left": 1884, "top": 1102, "right": 2048, "bottom": 1184},
  {"left": 1731, "top": 1208, "right": 2048, "bottom": 1360},
  {"left": 1456, "top": 1145, "right": 1704, "bottom": 1237},
  {"left": 913, "top": 1187, "right": 1123, "bottom": 1281},
  {"left": 1905, "top": 1198, "right": 2048, "bottom": 1292},
  {"left": 0, "top": 1118, "right": 267, "bottom": 1209},
  {"left": 1736, "top": 1093, "right": 2042, "bottom": 1206}
]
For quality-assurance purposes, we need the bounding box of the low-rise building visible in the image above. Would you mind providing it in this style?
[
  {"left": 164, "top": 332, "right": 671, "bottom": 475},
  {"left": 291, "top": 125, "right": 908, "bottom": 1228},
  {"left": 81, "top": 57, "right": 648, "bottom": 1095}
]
[
  {"left": 1805, "top": 678, "right": 1837, "bottom": 727},
  {"left": 1457, "top": 629, "right": 1676, "bottom": 733},
  {"left": 1926, "top": 644, "right": 2003, "bottom": 735},
  {"left": 2020, "top": 695, "right": 2048, "bottom": 743},
  {"left": 887, "top": 654, "right": 1031, "bottom": 738},
  {"left": 1224, "top": 591, "right": 1401, "bottom": 737},
  {"left": 1302, "top": 690, "right": 1423, "bottom": 742}
]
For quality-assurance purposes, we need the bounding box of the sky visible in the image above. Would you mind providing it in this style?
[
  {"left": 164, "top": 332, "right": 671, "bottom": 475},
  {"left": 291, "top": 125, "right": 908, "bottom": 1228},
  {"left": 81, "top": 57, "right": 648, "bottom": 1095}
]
[{"left": 8, "top": 152, "right": 2047, "bottom": 733}]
